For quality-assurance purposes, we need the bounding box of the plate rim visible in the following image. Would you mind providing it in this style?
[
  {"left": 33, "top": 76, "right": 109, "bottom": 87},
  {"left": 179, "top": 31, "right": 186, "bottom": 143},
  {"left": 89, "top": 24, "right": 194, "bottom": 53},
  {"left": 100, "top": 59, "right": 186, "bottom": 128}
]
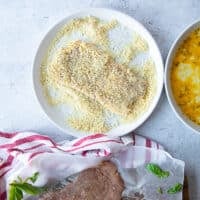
[{"left": 32, "top": 7, "right": 164, "bottom": 138}]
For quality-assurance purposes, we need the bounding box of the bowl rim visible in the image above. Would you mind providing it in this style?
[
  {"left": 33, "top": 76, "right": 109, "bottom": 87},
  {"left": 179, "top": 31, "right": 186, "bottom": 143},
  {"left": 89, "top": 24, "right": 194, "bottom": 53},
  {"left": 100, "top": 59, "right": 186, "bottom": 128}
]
[
  {"left": 165, "top": 19, "right": 200, "bottom": 133},
  {"left": 32, "top": 7, "right": 164, "bottom": 137}
]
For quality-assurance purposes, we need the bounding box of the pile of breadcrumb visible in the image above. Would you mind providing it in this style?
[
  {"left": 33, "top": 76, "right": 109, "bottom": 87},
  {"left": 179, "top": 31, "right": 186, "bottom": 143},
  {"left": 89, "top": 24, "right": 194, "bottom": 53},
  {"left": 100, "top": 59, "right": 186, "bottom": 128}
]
[{"left": 41, "top": 16, "right": 157, "bottom": 133}]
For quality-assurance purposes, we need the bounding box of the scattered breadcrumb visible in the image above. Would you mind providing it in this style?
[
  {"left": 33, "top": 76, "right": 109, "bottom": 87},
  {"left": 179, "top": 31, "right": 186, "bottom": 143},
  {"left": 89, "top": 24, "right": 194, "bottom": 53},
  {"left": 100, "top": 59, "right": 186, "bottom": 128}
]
[
  {"left": 118, "top": 33, "right": 149, "bottom": 65},
  {"left": 40, "top": 16, "right": 157, "bottom": 133},
  {"left": 124, "top": 59, "right": 157, "bottom": 122},
  {"left": 47, "top": 41, "right": 147, "bottom": 116}
]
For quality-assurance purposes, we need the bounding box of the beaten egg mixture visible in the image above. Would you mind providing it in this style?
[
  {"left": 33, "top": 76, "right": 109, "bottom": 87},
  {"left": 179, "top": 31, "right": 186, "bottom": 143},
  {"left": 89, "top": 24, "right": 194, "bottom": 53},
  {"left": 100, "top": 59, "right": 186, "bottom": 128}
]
[{"left": 171, "top": 28, "right": 200, "bottom": 125}]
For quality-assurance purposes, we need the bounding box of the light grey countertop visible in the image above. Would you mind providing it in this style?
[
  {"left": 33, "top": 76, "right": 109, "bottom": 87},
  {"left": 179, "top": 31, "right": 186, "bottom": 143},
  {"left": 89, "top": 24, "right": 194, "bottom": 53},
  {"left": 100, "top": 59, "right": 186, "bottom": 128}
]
[{"left": 0, "top": 0, "right": 199, "bottom": 199}]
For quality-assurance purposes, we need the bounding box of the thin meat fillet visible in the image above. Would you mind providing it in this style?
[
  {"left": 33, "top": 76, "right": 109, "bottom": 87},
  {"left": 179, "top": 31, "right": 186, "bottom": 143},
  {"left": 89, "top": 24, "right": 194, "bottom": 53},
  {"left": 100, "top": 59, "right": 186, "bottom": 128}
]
[
  {"left": 40, "top": 161, "right": 124, "bottom": 200},
  {"left": 47, "top": 41, "right": 147, "bottom": 116}
]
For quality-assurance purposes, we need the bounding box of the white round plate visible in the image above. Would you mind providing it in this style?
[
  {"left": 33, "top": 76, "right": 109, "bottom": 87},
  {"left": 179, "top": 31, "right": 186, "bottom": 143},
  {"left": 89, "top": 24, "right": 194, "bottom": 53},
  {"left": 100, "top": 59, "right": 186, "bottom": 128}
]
[{"left": 33, "top": 8, "right": 164, "bottom": 137}]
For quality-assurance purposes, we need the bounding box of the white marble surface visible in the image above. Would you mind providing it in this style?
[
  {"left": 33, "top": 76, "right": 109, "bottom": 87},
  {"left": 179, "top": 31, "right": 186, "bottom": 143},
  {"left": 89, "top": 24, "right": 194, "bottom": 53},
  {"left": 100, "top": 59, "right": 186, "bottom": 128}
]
[{"left": 0, "top": 0, "right": 199, "bottom": 199}]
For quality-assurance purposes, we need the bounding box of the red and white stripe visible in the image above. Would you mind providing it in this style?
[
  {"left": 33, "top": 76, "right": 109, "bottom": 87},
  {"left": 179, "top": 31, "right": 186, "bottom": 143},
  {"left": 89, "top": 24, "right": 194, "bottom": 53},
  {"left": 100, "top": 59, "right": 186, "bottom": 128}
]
[{"left": 0, "top": 131, "right": 163, "bottom": 200}]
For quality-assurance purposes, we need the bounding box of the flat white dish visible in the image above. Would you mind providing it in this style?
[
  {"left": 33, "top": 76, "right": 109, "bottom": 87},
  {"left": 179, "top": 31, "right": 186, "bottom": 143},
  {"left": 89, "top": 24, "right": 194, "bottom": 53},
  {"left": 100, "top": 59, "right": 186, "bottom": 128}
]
[
  {"left": 165, "top": 20, "right": 200, "bottom": 133},
  {"left": 33, "top": 8, "right": 164, "bottom": 137}
]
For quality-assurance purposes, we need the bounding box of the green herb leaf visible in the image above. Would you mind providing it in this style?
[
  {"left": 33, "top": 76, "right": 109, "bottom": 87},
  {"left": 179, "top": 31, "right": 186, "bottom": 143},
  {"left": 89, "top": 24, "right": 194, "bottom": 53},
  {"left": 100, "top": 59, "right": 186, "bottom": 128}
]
[
  {"left": 167, "top": 183, "right": 183, "bottom": 194},
  {"left": 8, "top": 185, "right": 16, "bottom": 200},
  {"left": 8, "top": 186, "right": 23, "bottom": 200},
  {"left": 10, "top": 182, "right": 44, "bottom": 195},
  {"left": 157, "top": 187, "right": 163, "bottom": 194},
  {"left": 24, "top": 172, "right": 39, "bottom": 183},
  {"left": 8, "top": 172, "right": 44, "bottom": 200},
  {"left": 15, "top": 188, "right": 23, "bottom": 200},
  {"left": 146, "top": 163, "right": 170, "bottom": 178},
  {"left": 17, "top": 176, "right": 23, "bottom": 183}
]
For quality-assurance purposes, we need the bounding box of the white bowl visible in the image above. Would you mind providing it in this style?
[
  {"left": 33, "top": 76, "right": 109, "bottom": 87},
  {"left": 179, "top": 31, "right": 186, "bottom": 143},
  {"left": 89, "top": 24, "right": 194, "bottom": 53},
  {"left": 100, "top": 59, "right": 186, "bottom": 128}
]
[
  {"left": 33, "top": 8, "right": 164, "bottom": 138},
  {"left": 165, "top": 20, "right": 200, "bottom": 133}
]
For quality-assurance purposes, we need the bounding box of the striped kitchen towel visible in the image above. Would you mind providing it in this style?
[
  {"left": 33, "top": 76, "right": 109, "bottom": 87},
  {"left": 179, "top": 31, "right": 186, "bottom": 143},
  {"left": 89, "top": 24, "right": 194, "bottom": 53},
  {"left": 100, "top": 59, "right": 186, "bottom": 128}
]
[{"left": 0, "top": 131, "right": 163, "bottom": 199}]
